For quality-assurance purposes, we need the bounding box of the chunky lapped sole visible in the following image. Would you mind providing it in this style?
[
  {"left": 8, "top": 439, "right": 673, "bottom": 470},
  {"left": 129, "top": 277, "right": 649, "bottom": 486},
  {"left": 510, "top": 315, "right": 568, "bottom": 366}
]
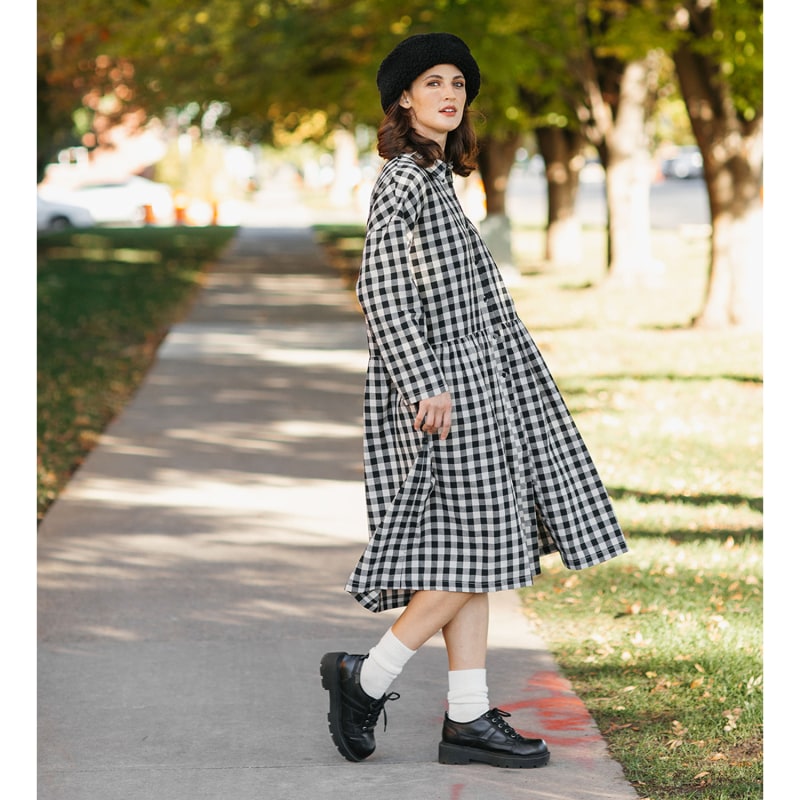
[
  {"left": 438, "top": 741, "right": 551, "bottom": 769},
  {"left": 319, "top": 652, "right": 368, "bottom": 763}
]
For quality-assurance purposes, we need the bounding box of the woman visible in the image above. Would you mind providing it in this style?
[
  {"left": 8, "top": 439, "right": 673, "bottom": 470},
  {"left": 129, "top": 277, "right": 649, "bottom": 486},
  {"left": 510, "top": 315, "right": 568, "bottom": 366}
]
[{"left": 320, "top": 32, "right": 627, "bottom": 769}]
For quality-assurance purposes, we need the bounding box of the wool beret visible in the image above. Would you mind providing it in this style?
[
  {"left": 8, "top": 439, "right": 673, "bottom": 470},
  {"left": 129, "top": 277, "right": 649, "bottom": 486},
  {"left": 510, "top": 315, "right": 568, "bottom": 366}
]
[{"left": 376, "top": 33, "right": 481, "bottom": 113}]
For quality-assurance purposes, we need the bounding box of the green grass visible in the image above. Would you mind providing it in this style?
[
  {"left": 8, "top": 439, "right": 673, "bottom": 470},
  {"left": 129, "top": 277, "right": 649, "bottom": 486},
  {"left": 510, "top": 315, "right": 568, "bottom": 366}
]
[
  {"left": 313, "top": 221, "right": 763, "bottom": 800},
  {"left": 524, "top": 537, "right": 762, "bottom": 799},
  {"left": 37, "top": 225, "right": 237, "bottom": 519}
]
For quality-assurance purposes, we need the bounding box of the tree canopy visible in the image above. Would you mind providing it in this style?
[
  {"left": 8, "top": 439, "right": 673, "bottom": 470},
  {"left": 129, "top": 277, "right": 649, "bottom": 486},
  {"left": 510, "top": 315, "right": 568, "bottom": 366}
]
[
  {"left": 37, "top": 0, "right": 605, "bottom": 154},
  {"left": 38, "top": 1, "right": 763, "bottom": 160}
]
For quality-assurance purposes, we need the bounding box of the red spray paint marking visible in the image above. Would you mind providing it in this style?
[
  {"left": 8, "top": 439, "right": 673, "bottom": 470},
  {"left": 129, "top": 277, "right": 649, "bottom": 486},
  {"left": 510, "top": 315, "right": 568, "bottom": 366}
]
[
  {"left": 500, "top": 670, "right": 604, "bottom": 746},
  {"left": 450, "top": 784, "right": 465, "bottom": 800}
]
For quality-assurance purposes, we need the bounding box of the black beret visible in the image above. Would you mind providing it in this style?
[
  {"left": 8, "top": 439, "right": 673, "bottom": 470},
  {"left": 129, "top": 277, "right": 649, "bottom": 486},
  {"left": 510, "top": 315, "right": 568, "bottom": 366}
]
[{"left": 376, "top": 33, "right": 481, "bottom": 113}]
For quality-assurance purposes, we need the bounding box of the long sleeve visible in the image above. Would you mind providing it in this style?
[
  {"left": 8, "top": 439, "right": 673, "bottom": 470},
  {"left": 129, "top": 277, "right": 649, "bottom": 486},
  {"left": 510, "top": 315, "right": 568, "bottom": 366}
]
[{"left": 356, "top": 164, "right": 449, "bottom": 406}]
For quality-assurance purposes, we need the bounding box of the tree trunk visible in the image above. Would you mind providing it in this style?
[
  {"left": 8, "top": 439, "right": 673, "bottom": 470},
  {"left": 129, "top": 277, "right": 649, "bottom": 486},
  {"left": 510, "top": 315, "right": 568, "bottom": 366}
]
[
  {"left": 535, "top": 125, "right": 584, "bottom": 266},
  {"left": 329, "top": 128, "right": 359, "bottom": 207},
  {"left": 673, "top": 41, "right": 763, "bottom": 328},
  {"left": 477, "top": 132, "right": 521, "bottom": 281},
  {"left": 602, "top": 60, "right": 657, "bottom": 283},
  {"left": 477, "top": 131, "right": 520, "bottom": 216}
]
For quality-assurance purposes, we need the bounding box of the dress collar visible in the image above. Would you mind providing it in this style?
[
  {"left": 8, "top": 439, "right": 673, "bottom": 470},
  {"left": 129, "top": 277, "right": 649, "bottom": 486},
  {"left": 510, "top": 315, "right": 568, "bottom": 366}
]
[
  {"left": 425, "top": 159, "right": 454, "bottom": 184},
  {"left": 396, "top": 153, "right": 454, "bottom": 184}
]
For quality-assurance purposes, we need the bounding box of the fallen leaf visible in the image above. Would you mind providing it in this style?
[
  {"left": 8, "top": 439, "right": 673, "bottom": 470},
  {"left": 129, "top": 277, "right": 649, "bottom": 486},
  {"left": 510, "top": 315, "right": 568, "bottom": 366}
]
[
  {"left": 667, "top": 738, "right": 683, "bottom": 750},
  {"left": 671, "top": 720, "right": 688, "bottom": 736},
  {"left": 605, "top": 722, "right": 634, "bottom": 733}
]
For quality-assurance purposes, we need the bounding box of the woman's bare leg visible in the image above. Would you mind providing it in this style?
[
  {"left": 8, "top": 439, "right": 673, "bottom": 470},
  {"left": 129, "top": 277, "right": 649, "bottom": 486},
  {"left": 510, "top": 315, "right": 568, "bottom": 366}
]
[
  {"left": 442, "top": 593, "right": 489, "bottom": 670},
  {"left": 390, "top": 589, "right": 476, "bottom": 651},
  {"left": 390, "top": 590, "right": 489, "bottom": 668}
]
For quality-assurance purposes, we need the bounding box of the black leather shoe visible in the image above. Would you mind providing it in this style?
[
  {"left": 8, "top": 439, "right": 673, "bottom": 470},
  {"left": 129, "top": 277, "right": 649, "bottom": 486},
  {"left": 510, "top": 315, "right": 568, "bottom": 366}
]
[
  {"left": 439, "top": 708, "right": 550, "bottom": 768},
  {"left": 320, "top": 651, "right": 399, "bottom": 762}
]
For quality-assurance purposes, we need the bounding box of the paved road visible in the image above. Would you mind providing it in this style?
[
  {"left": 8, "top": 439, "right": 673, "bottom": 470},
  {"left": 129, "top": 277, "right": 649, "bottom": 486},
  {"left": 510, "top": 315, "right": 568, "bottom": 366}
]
[
  {"left": 507, "top": 169, "right": 710, "bottom": 230},
  {"left": 38, "top": 199, "right": 640, "bottom": 799}
]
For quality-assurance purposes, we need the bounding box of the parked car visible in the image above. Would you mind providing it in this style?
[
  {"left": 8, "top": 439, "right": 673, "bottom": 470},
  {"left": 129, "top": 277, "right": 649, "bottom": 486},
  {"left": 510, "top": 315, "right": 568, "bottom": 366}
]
[
  {"left": 661, "top": 145, "right": 704, "bottom": 179},
  {"left": 39, "top": 177, "right": 175, "bottom": 225},
  {"left": 37, "top": 195, "right": 95, "bottom": 231},
  {"left": 580, "top": 156, "right": 605, "bottom": 184}
]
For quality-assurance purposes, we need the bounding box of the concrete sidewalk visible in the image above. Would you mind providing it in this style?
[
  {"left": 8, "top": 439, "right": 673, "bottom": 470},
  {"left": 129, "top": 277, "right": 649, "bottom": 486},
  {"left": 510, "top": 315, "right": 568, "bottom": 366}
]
[{"left": 38, "top": 211, "right": 639, "bottom": 799}]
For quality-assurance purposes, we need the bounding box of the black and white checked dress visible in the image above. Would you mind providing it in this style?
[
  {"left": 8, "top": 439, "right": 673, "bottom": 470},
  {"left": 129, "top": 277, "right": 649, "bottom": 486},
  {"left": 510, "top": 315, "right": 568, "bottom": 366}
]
[{"left": 346, "top": 154, "right": 627, "bottom": 612}]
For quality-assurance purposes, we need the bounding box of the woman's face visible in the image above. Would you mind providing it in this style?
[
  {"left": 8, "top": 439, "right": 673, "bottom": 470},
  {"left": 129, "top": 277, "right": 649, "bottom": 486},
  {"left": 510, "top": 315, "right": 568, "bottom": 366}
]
[{"left": 400, "top": 63, "right": 467, "bottom": 149}]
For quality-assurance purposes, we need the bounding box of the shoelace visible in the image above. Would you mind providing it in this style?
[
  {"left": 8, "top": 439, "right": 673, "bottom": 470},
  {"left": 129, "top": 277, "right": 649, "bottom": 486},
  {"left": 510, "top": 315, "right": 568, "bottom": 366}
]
[
  {"left": 487, "top": 708, "right": 522, "bottom": 740},
  {"left": 362, "top": 691, "right": 400, "bottom": 732}
]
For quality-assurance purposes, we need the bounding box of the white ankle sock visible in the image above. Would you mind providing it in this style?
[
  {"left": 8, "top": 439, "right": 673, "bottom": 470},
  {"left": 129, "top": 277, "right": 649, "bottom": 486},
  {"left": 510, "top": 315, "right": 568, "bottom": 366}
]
[
  {"left": 359, "top": 627, "right": 417, "bottom": 700},
  {"left": 447, "top": 668, "right": 490, "bottom": 723}
]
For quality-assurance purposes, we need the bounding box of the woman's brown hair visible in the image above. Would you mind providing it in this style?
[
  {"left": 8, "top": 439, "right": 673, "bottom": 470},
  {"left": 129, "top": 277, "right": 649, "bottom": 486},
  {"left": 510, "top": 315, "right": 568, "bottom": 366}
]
[{"left": 377, "top": 101, "right": 479, "bottom": 177}]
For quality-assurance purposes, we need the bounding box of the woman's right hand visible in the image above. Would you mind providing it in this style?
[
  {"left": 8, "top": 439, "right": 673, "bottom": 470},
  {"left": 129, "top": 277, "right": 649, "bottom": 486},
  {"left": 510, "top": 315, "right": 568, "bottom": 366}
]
[{"left": 414, "top": 392, "right": 452, "bottom": 440}]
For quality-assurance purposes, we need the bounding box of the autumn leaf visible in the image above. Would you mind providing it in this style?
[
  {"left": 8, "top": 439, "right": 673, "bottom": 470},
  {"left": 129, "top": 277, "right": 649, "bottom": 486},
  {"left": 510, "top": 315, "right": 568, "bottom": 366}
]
[
  {"left": 667, "top": 738, "right": 684, "bottom": 751},
  {"left": 672, "top": 720, "right": 687, "bottom": 734},
  {"left": 723, "top": 708, "right": 742, "bottom": 732}
]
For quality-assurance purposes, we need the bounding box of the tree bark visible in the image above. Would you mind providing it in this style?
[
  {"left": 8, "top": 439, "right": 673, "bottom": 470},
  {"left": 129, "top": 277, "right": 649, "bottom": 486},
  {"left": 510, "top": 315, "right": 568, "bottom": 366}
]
[
  {"left": 602, "top": 60, "right": 657, "bottom": 283},
  {"left": 577, "top": 44, "right": 659, "bottom": 282},
  {"left": 476, "top": 132, "right": 521, "bottom": 278},
  {"left": 535, "top": 125, "right": 584, "bottom": 266},
  {"left": 329, "top": 128, "right": 359, "bottom": 207},
  {"left": 477, "top": 131, "right": 520, "bottom": 216},
  {"left": 673, "top": 41, "right": 763, "bottom": 328}
]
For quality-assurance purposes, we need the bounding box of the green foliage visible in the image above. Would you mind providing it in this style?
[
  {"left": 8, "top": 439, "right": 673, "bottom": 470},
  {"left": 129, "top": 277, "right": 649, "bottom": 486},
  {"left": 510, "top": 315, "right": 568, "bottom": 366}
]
[
  {"left": 37, "top": 225, "right": 237, "bottom": 518},
  {"left": 585, "top": 0, "right": 681, "bottom": 61},
  {"left": 676, "top": 0, "right": 763, "bottom": 122},
  {"left": 37, "top": 1, "right": 763, "bottom": 160}
]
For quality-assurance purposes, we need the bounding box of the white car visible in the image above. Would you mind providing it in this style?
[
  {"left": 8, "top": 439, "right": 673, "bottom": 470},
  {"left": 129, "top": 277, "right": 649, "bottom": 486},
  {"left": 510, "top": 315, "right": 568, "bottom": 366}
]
[
  {"left": 37, "top": 195, "right": 96, "bottom": 231},
  {"left": 661, "top": 146, "right": 704, "bottom": 179},
  {"left": 39, "top": 177, "right": 175, "bottom": 225}
]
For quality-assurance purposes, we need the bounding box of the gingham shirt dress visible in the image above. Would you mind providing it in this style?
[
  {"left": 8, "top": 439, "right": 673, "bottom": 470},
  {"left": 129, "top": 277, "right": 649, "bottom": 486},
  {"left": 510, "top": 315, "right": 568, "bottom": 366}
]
[{"left": 346, "top": 153, "right": 627, "bottom": 612}]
